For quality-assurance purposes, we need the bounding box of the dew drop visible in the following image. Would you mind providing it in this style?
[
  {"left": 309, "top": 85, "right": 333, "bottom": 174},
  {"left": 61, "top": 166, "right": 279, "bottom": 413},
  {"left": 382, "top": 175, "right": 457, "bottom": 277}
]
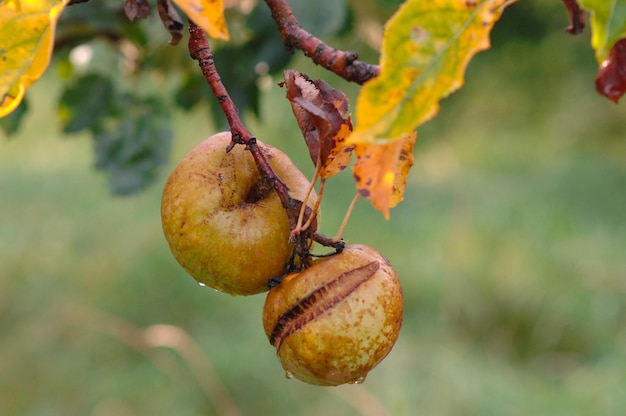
[
  {"left": 348, "top": 375, "right": 366, "bottom": 385},
  {"left": 284, "top": 370, "right": 294, "bottom": 379},
  {"left": 198, "top": 282, "right": 206, "bottom": 287}
]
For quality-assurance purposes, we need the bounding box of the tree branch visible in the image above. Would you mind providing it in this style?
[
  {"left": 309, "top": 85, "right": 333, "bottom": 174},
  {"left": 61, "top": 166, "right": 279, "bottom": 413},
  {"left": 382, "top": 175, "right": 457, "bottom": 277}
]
[
  {"left": 187, "top": 22, "right": 343, "bottom": 266},
  {"left": 263, "top": 0, "right": 380, "bottom": 85},
  {"left": 188, "top": 22, "right": 294, "bottom": 205}
]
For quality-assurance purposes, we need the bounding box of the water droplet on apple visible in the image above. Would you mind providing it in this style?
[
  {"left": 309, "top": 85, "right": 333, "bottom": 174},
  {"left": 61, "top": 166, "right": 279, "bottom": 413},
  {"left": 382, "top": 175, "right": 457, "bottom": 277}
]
[
  {"left": 284, "top": 370, "right": 294, "bottom": 379},
  {"left": 198, "top": 282, "right": 206, "bottom": 287},
  {"left": 348, "top": 375, "right": 366, "bottom": 384}
]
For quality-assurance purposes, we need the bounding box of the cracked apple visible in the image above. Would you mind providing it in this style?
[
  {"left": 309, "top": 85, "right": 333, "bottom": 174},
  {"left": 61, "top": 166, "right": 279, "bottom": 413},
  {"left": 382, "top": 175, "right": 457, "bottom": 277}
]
[{"left": 262, "top": 244, "right": 403, "bottom": 385}]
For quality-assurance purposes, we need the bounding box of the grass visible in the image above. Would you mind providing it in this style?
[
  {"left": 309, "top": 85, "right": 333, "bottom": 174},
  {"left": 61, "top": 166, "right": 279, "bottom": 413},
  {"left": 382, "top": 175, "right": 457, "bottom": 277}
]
[{"left": 2, "top": 2, "right": 626, "bottom": 415}]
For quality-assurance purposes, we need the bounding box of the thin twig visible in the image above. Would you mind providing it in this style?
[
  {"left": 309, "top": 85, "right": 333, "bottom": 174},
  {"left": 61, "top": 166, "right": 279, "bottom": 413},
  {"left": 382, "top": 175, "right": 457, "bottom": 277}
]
[
  {"left": 293, "top": 153, "right": 322, "bottom": 236},
  {"left": 300, "top": 178, "right": 325, "bottom": 233},
  {"left": 332, "top": 191, "right": 360, "bottom": 243},
  {"left": 263, "top": 0, "right": 380, "bottom": 85}
]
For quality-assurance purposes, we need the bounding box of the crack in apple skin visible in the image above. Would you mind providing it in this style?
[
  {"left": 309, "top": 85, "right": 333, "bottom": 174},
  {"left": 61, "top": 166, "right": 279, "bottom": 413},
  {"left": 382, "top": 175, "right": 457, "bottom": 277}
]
[{"left": 269, "top": 261, "right": 379, "bottom": 349}]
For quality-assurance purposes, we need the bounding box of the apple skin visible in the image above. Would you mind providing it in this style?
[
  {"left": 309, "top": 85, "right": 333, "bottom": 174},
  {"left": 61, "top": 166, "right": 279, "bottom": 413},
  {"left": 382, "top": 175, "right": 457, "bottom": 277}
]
[
  {"left": 262, "top": 244, "right": 403, "bottom": 386},
  {"left": 161, "top": 132, "right": 316, "bottom": 296}
]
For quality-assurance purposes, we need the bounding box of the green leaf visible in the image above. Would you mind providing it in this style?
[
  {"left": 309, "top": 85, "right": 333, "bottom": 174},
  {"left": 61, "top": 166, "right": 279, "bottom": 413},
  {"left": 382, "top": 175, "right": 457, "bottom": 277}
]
[
  {"left": 58, "top": 73, "right": 114, "bottom": 133},
  {"left": 348, "top": 0, "right": 510, "bottom": 145},
  {"left": 93, "top": 96, "right": 172, "bottom": 195},
  {"left": 578, "top": 0, "right": 626, "bottom": 63}
]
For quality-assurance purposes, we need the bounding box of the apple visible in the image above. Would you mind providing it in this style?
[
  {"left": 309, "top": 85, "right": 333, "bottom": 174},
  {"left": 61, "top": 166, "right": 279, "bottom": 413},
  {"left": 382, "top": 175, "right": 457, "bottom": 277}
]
[
  {"left": 161, "top": 132, "right": 317, "bottom": 295},
  {"left": 262, "top": 244, "right": 403, "bottom": 385}
]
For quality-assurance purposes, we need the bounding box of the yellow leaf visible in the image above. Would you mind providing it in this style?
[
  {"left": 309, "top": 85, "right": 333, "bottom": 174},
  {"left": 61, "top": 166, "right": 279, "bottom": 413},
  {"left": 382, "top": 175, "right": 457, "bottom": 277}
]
[
  {"left": 0, "top": 0, "right": 68, "bottom": 118},
  {"left": 353, "top": 132, "right": 416, "bottom": 220},
  {"left": 349, "top": 0, "right": 510, "bottom": 145},
  {"left": 171, "top": 0, "right": 230, "bottom": 41}
]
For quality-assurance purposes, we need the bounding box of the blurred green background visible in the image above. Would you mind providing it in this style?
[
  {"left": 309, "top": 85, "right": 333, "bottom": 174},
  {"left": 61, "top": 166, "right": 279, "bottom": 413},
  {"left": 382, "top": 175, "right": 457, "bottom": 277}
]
[{"left": 2, "top": 1, "right": 626, "bottom": 415}]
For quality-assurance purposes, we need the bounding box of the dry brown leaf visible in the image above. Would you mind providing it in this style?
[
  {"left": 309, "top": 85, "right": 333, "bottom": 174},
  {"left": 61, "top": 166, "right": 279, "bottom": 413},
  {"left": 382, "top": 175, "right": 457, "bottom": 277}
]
[
  {"left": 157, "top": 0, "right": 184, "bottom": 45},
  {"left": 282, "top": 70, "right": 353, "bottom": 179}
]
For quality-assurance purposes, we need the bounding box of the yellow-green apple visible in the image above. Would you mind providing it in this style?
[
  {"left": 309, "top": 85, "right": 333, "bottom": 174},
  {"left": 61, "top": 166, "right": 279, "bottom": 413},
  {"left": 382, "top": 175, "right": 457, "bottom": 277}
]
[{"left": 161, "top": 132, "right": 317, "bottom": 295}]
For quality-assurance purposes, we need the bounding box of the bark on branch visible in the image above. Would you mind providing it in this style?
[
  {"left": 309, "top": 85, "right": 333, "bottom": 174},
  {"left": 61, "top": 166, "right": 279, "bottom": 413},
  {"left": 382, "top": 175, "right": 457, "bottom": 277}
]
[{"left": 263, "top": 0, "right": 380, "bottom": 85}]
